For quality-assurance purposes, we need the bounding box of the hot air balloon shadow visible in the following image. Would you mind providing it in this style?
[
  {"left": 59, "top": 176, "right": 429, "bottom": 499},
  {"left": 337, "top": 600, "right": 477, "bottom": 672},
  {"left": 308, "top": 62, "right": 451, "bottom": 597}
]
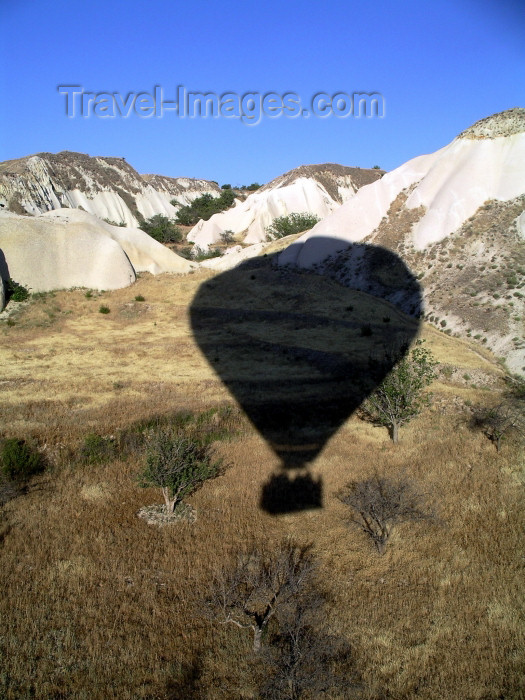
[{"left": 190, "top": 238, "right": 422, "bottom": 514}]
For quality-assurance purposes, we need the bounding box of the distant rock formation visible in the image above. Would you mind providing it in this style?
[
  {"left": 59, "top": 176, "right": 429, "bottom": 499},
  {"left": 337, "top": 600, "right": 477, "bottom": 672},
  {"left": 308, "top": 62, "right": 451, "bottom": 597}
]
[
  {"left": 188, "top": 163, "right": 383, "bottom": 250},
  {"left": 280, "top": 109, "right": 525, "bottom": 375},
  {"left": 0, "top": 151, "right": 220, "bottom": 226}
]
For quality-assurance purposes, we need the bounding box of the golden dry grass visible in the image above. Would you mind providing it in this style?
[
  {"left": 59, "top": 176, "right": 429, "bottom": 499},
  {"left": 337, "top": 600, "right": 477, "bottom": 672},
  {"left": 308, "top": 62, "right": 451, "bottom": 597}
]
[{"left": 0, "top": 267, "right": 523, "bottom": 699}]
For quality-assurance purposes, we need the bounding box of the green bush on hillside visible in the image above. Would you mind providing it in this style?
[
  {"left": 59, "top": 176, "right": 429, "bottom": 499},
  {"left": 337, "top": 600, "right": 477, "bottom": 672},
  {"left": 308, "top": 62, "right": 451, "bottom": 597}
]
[
  {"left": 265, "top": 212, "right": 320, "bottom": 240},
  {"left": 139, "top": 214, "right": 183, "bottom": 243},
  {"left": 175, "top": 190, "right": 236, "bottom": 226}
]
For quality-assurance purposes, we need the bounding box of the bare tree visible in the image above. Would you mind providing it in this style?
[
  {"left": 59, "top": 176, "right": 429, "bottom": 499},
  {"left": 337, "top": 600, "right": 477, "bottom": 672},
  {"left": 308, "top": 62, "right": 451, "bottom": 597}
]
[
  {"left": 337, "top": 474, "right": 436, "bottom": 554},
  {"left": 472, "top": 401, "right": 525, "bottom": 453},
  {"left": 259, "top": 590, "right": 358, "bottom": 699},
  {"left": 205, "top": 539, "right": 315, "bottom": 653}
]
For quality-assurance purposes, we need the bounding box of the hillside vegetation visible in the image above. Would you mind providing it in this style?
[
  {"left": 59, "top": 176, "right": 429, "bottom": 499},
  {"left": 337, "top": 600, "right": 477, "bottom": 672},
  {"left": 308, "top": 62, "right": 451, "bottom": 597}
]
[{"left": 0, "top": 261, "right": 523, "bottom": 699}]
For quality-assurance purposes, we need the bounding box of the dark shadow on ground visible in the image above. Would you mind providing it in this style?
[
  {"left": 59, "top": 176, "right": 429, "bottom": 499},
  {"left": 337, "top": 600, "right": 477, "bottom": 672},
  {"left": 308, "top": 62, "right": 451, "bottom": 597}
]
[{"left": 190, "top": 239, "right": 422, "bottom": 514}]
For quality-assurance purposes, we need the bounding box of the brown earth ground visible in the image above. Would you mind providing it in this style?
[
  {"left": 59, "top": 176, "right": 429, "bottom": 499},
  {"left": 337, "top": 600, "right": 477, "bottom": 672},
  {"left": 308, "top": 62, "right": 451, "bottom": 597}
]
[{"left": 0, "top": 264, "right": 523, "bottom": 699}]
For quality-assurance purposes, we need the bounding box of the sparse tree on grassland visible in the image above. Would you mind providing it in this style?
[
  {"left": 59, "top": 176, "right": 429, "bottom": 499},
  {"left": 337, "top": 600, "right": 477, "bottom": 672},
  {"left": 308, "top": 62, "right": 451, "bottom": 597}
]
[
  {"left": 472, "top": 401, "right": 525, "bottom": 452},
  {"left": 259, "top": 588, "right": 357, "bottom": 699},
  {"left": 338, "top": 474, "right": 436, "bottom": 554},
  {"left": 205, "top": 540, "right": 315, "bottom": 653},
  {"left": 363, "top": 339, "right": 437, "bottom": 443},
  {"left": 137, "top": 431, "right": 223, "bottom": 514}
]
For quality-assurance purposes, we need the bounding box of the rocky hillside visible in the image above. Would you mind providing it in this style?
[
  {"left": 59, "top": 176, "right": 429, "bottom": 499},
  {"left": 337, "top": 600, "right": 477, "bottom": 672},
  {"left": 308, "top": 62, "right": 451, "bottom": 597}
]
[
  {"left": 280, "top": 109, "right": 525, "bottom": 375},
  {"left": 188, "top": 163, "right": 384, "bottom": 249},
  {"left": 0, "top": 151, "right": 220, "bottom": 226}
]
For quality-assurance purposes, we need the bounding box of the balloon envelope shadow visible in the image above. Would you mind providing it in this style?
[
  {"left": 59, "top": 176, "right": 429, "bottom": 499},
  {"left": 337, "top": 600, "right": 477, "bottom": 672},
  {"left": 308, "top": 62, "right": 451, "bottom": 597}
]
[{"left": 190, "top": 239, "right": 422, "bottom": 514}]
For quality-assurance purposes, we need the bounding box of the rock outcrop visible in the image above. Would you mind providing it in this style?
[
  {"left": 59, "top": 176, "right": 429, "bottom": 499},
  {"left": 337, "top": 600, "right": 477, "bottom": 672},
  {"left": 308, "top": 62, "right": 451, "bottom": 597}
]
[
  {"left": 41, "top": 209, "right": 193, "bottom": 275},
  {"left": 279, "top": 109, "right": 525, "bottom": 375},
  {"left": 0, "top": 151, "right": 220, "bottom": 226},
  {"left": 188, "top": 164, "right": 383, "bottom": 250},
  {"left": 0, "top": 208, "right": 193, "bottom": 295}
]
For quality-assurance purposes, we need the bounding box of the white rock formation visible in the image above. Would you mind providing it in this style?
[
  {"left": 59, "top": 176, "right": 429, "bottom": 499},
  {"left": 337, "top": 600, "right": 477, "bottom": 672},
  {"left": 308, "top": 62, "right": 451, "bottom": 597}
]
[
  {"left": 188, "top": 164, "right": 383, "bottom": 250},
  {"left": 199, "top": 242, "right": 269, "bottom": 271},
  {"left": 280, "top": 108, "right": 525, "bottom": 267},
  {"left": 0, "top": 210, "right": 136, "bottom": 293},
  {"left": 0, "top": 208, "right": 193, "bottom": 296},
  {"left": 0, "top": 151, "right": 220, "bottom": 226},
  {"left": 41, "top": 209, "right": 193, "bottom": 275},
  {"left": 278, "top": 108, "right": 525, "bottom": 376}
]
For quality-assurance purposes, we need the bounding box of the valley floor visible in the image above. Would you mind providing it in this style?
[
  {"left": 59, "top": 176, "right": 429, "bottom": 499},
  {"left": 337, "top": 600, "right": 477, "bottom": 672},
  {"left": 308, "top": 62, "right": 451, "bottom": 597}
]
[{"left": 0, "top": 268, "right": 523, "bottom": 699}]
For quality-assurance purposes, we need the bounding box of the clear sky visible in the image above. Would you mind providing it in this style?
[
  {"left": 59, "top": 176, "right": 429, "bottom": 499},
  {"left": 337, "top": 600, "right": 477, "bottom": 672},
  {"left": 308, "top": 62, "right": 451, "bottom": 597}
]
[{"left": 1, "top": 0, "right": 523, "bottom": 185}]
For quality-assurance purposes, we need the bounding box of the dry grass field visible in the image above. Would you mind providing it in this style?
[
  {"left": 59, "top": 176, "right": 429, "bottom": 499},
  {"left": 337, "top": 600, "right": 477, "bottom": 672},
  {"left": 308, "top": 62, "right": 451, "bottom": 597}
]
[{"left": 0, "top": 261, "right": 523, "bottom": 699}]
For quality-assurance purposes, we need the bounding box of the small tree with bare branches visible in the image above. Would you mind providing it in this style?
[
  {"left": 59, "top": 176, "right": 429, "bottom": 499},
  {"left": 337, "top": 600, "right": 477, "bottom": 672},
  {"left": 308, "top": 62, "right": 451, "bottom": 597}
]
[
  {"left": 205, "top": 539, "right": 315, "bottom": 653},
  {"left": 338, "top": 474, "right": 436, "bottom": 554},
  {"left": 472, "top": 401, "right": 525, "bottom": 453},
  {"left": 259, "top": 589, "right": 358, "bottom": 699}
]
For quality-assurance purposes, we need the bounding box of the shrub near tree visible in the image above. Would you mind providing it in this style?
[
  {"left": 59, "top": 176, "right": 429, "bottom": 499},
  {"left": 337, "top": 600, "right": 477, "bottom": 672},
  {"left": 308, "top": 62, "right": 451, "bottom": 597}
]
[
  {"left": 472, "top": 401, "right": 525, "bottom": 452},
  {"left": 363, "top": 339, "right": 437, "bottom": 443}
]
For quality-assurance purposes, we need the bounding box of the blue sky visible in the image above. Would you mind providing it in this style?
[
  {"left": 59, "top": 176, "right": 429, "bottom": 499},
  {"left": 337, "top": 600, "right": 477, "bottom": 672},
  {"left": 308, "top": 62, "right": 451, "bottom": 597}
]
[{"left": 1, "top": 0, "right": 523, "bottom": 185}]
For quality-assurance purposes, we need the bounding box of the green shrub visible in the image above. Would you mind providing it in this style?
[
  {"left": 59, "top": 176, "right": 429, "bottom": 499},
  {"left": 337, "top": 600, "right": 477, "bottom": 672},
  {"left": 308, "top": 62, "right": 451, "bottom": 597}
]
[
  {"left": 80, "top": 433, "right": 116, "bottom": 464},
  {"left": 192, "top": 247, "right": 222, "bottom": 261},
  {"left": 99, "top": 305, "right": 110, "bottom": 314},
  {"left": 265, "top": 212, "right": 320, "bottom": 240},
  {"left": 0, "top": 438, "right": 45, "bottom": 482},
  {"left": 220, "top": 230, "right": 235, "bottom": 244},
  {"left": 139, "top": 215, "right": 182, "bottom": 243},
  {"left": 6, "top": 279, "right": 30, "bottom": 302},
  {"left": 175, "top": 190, "right": 236, "bottom": 226},
  {"left": 135, "top": 295, "right": 145, "bottom": 302},
  {"left": 103, "top": 218, "right": 126, "bottom": 227}
]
